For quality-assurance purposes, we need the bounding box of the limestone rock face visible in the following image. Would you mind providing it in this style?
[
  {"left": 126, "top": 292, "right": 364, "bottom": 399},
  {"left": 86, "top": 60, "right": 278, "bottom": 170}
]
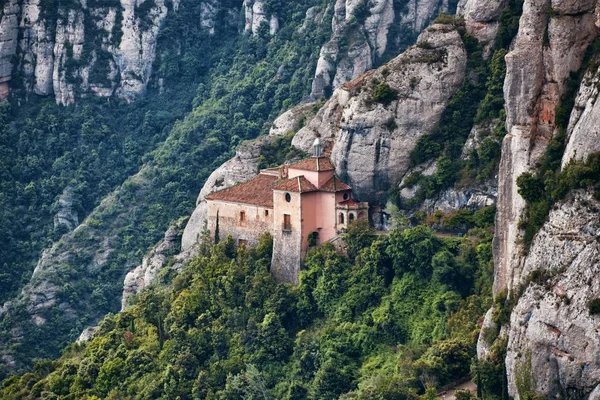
[
  {"left": 296, "top": 24, "right": 467, "bottom": 207},
  {"left": 121, "top": 223, "right": 181, "bottom": 310},
  {"left": 505, "top": 191, "right": 600, "bottom": 398},
  {"left": 310, "top": 0, "right": 450, "bottom": 99},
  {"left": 0, "top": 0, "right": 20, "bottom": 99},
  {"left": 0, "top": 0, "right": 226, "bottom": 104},
  {"left": 493, "top": 0, "right": 597, "bottom": 296},
  {"left": 459, "top": 0, "right": 505, "bottom": 54},
  {"left": 562, "top": 64, "right": 600, "bottom": 167},
  {"left": 181, "top": 103, "right": 316, "bottom": 252},
  {"left": 420, "top": 182, "right": 497, "bottom": 213},
  {"left": 482, "top": 0, "right": 600, "bottom": 396},
  {"left": 243, "top": 0, "right": 278, "bottom": 36},
  {"left": 53, "top": 186, "right": 79, "bottom": 233}
]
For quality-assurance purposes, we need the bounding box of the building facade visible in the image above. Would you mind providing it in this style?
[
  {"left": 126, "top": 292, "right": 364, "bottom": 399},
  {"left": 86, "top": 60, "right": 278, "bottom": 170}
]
[{"left": 206, "top": 145, "right": 368, "bottom": 284}]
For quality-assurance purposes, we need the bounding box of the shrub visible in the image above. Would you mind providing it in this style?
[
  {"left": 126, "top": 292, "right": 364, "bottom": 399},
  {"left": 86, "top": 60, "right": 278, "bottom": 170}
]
[
  {"left": 371, "top": 83, "right": 398, "bottom": 105},
  {"left": 588, "top": 299, "right": 600, "bottom": 315},
  {"left": 417, "top": 40, "right": 433, "bottom": 49}
]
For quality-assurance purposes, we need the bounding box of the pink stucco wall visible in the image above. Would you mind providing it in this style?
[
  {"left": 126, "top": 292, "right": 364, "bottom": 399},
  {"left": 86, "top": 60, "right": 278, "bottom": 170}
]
[
  {"left": 300, "top": 191, "right": 337, "bottom": 252},
  {"left": 288, "top": 168, "right": 334, "bottom": 188}
]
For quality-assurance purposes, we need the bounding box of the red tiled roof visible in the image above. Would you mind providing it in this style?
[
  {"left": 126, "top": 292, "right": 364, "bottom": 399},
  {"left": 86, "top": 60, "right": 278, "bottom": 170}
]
[
  {"left": 320, "top": 175, "right": 351, "bottom": 192},
  {"left": 288, "top": 157, "right": 335, "bottom": 172},
  {"left": 338, "top": 199, "right": 361, "bottom": 207},
  {"left": 206, "top": 173, "right": 278, "bottom": 208},
  {"left": 273, "top": 176, "right": 317, "bottom": 193}
]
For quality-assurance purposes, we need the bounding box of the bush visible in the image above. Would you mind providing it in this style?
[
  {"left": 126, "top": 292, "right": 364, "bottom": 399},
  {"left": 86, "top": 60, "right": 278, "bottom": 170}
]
[
  {"left": 372, "top": 83, "right": 398, "bottom": 105},
  {"left": 588, "top": 299, "right": 600, "bottom": 315}
]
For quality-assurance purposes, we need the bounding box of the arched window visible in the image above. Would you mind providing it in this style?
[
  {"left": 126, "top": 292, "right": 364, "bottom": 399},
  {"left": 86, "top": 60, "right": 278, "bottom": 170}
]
[
  {"left": 339, "top": 213, "right": 345, "bottom": 224},
  {"left": 285, "top": 193, "right": 291, "bottom": 202},
  {"left": 349, "top": 213, "right": 355, "bottom": 222},
  {"left": 343, "top": 192, "right": 349, "bottom": 201}
]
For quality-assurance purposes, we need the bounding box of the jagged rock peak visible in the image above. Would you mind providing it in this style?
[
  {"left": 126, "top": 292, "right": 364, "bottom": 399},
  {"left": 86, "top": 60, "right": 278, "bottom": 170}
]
[
  {"left": 243, "top": 0, "right": 279, "bottom": 36},
  {"left": 310, "top": 0, "right": 453, "bottom": 99}
]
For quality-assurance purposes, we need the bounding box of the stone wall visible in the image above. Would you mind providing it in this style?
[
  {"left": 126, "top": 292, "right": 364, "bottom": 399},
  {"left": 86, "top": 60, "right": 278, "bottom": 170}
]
[
  {"left": 207, "top": 200, "right": 273, "bottom": 248},
  {"left": 271, "top": 190, "right": 303, "bottom": 284}
]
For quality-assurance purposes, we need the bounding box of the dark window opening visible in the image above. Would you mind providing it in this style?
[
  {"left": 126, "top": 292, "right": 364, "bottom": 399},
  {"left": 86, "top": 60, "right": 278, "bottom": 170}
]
[
  {"left": 349, "top": 213, "right": 355, "bottom": 222},
  {"left": 238, "top": 239, "right": 247, "bottom": 247},
  {"left": 283, "top": 214, "right": 292, "bottom": 231},
  {"left": 339, "top": 213, "right": 345, "bottom": 224},
  {"left": 239, "top": 211, "right": 246, "bottom": 226},
  {"left": 265, "top": 210, "right": 269, "bottom": 217},
  {"left": 343, "top": 192, "right": 349, "bottom": 200},
  {"left": 285, "top": 193, "right": 292, "bottom": 202},
  {"left": 308, "top": 231, "right": 320, "bottom": 247}
]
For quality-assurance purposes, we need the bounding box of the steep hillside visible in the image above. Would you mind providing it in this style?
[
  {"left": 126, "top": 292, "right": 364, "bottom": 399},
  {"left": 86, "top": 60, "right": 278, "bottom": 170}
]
[
  {"left": 0, "top": 0, "right": 455, "bottom": 380},
  {"left": 0, "top": 223, "right": 496, "bottom": 399}
]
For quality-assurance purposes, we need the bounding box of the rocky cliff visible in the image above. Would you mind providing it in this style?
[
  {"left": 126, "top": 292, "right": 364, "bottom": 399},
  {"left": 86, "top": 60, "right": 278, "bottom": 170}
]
[
  {"left": 478, "top": 0, "right": 600, "bottom": 396},
  {"left": 298, "top": 23, "right": 467, "bottom": 222},
  {"left": 310, "top": 0, "right": 457, "bottom": 99},
  {"left": 0, "top": 0, "right": 234, "bottom": 104}
]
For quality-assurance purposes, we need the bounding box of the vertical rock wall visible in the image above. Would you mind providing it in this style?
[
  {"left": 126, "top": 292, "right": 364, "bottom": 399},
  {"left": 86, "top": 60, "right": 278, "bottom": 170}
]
[
  {"left": 310, "top": 0, "right": 453, "bottom": 99},
  {"left": 494, "top": 0, "right": 597, "bottom": 296},
  {"left": 0, "top": 0, "right": 228, "bottom": 104}
]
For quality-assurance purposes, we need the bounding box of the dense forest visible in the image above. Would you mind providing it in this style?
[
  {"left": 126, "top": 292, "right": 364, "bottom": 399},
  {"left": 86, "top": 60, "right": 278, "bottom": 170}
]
[{"left": 1, "top": 217, "right": 508, "bottom": 399}]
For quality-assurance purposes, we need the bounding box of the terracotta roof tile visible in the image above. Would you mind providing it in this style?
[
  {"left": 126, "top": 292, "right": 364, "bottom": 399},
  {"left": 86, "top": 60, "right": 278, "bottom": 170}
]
[
  {"left": 206, "top": 173, "right": 278, "bottom": 208},
  {"left": 273, "top": 176, "right": 317, "bottom": 193},
  {"left": 320, "top": 175, "right": 351, "bottom": 192},
  {"left": 338, "top": 199, "right": 361, "bottom": 206},
  {"left": 288, "top": 157, "right": 335, "bottom": 172}
]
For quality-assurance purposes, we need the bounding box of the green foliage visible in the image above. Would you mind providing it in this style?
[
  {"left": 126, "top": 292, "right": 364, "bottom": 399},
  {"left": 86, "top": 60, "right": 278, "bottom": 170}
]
[
  {"left": 588, "top": 298, "right": 600, "bottom": 315},
  {"left": 371, "top": 82, "right": 398, "bottom": 105},
  {"left": 257, "top": 132, "right": 308, "bottom": 171},
  {"left": 1, "top": 224, "right": 495, "bottom": 398},
  {"left": 518, "top": 153, "right": 600, "bottom": 248}
]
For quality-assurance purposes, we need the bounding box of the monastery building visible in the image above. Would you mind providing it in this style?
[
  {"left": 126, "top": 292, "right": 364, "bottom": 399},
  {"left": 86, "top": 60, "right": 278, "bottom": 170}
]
[{"left": 205, "top": 139, "right": 368, "bottom": 284}]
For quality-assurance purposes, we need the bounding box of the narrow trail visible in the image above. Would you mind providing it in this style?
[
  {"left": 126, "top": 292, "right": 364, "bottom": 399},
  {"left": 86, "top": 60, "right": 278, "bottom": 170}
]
[{"left": 437, "top": 380, "right": 477, "bottom": 399}]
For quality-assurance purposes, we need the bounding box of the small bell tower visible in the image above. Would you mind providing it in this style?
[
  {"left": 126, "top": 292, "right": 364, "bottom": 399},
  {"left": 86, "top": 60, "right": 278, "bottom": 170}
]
[{"left": 312, "top": 136, "right": 322, "bottom": 158}]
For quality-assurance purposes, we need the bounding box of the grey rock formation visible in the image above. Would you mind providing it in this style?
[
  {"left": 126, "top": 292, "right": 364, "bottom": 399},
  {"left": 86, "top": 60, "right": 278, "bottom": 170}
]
[
  {"left": 478, "top": 0, "right": 600, "bottom": 396},
  {"left": 460, "top": 0, "right": 505, "bottom": 55},
  {"left": 421, "top": 182, "right": 497, "bottom": 213},
  {"left": 562, "top": 63, "right": 600, "bottom": 167},
  {"left": 0, "top": 0, "right": 19, "bottom": 99},
  {"left": 493, "top": 0, "right": 597, "bottom": 296},
  {"left": 505, "top": 191, "right": 600, "bottom": 399},
  {"left": 310, "top": 0, "right": 450, "bottom": 99},
  {"left": 53, "top": 186, "right": 79, "bottom": 233},
  {"left": 243, "top": 0, "right": 278, "bottom": 36},
  {"left": 76, "top": 326, "right": 99, "bottom": 344},
  {"left": 296, "top": 24, "right": 467, "bottom": 207},
  {"left": 122, "top": 223, "right": 181, "bottom": 310},
  {"left": 181, "top": 102, "right": 316, "bottom": 252},
  {"left": 0, "top": 0, "right": 225, "bottom": 104}
]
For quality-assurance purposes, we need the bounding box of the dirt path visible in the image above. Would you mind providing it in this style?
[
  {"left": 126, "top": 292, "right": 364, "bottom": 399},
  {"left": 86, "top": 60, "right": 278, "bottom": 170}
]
[{"left": 437, "top": 380, "right": 477, "bottom": 399}]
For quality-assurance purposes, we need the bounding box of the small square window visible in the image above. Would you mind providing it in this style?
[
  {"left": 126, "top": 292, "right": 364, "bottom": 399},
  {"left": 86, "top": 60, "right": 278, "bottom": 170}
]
[{"left": 283, "top": 214, "right": 292, "bottom": 231}]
